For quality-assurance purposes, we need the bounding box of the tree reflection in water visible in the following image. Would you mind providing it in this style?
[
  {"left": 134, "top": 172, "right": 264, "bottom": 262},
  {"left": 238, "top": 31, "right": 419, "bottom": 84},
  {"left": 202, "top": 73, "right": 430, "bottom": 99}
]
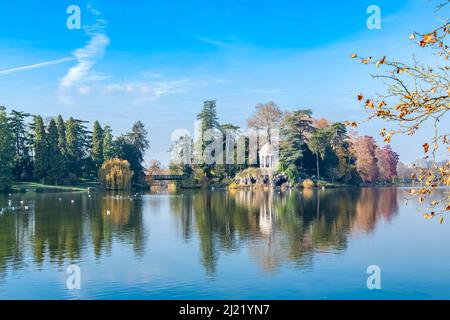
[
  {"left": 0, "top": 188, "right": 399, "bottom": 279},
  {"left": 0, "top": 193, "right": 145, "bottom": 279},
  {"left": 171, "top": 188, "right": 399, "bottom": 274}
]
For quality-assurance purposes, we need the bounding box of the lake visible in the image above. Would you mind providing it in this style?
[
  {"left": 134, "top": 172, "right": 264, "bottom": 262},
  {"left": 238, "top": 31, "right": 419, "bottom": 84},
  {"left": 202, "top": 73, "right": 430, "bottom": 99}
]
[{"left": 0, "top": 188, "right": 449, "bottom": 299}]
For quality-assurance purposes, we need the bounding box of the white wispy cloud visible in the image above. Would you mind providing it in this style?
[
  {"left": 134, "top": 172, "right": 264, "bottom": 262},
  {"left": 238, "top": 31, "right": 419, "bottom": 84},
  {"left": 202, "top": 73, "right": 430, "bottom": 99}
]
[
  {"left": 59, "top": 7, "right": 110, "bottom": 104},
  {"left": 60, "top": 28, "right": 109, "bottom": 87},
  {"left": 103, "top": 78, "right": 194, "bottom": 102},
  {"left": 0, "top": 57, "right": 74, "bottom": 75},
  {"left": 196, "top": 36, "right": 230, "bottom": 48},
  {"left": 195, "top": 36, "right": 242, "bottom": 49}
]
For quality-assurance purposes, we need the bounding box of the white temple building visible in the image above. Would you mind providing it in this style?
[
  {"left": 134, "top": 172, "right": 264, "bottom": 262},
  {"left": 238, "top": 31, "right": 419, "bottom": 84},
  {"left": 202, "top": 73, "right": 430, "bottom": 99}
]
[{"left": 259, "top": 142, "right": 278, "bottom": 176}]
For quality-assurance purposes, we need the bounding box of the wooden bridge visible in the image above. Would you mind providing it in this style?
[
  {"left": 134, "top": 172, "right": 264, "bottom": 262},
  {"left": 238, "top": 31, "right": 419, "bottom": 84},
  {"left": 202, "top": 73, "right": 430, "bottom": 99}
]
[{"left": 149, "top": 175, "right": 184, "bottom": 181}]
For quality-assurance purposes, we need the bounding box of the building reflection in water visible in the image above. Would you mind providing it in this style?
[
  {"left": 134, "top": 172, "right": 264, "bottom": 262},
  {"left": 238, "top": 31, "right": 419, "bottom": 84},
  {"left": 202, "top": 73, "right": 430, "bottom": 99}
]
[
  {"left": 0, "top": 188, "right": 400, "bottom": 278},
  {"left": 172, "top": 188, "right": 400, "bottom": 274}
]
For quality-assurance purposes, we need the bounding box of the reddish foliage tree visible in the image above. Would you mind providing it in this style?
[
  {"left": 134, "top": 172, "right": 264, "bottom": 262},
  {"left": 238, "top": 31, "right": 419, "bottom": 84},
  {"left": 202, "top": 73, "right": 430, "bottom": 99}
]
[
  {"left": 351, "top": 136, "right": 379, "bottom": 183},
  {"left": 376, "top": 145, "right": 400, "bottom": 182}
]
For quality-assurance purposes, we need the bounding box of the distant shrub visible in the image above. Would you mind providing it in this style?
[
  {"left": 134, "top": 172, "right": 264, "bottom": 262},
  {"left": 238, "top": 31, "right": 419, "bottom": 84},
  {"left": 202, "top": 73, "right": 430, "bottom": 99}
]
[
  {"left": 228, "top": 182, "right": 238, "bottom": 190},
  {"left": 302, "top": 179, "right": 315, "bottom": 189}
]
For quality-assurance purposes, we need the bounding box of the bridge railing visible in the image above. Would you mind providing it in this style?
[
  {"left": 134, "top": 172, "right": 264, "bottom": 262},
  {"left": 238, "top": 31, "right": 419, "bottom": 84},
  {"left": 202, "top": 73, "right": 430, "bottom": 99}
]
[{"left": 149, "top": 175, "right": 184, "bottom": 181}]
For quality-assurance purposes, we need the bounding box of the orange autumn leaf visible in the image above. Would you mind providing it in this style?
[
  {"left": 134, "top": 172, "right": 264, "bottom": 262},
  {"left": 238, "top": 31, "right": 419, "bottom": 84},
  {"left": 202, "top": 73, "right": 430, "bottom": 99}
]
[
  {"left": 397, "top": 68, "right": 405, "bottom": 74},
  {"left": 423, "top": 213, "right": 432, "bottom": 219},
  {"left": 423, "top": 143, "right": 429, "bottom": 153},
  {"left": 357, "top": 94, "right": 364, "bottom": 101},
  {"left": 365, "top": 99, "right": 374, "bottom": 108},
  {"left": 409, "top": 33, "right": 415, "bottom": 40},
  {"left": 378, "top": 101, "right": 386, "bottom": 108},
  {"left": 376, "top": 56, "right": 386, "bottom": 67},
  {"left": 351, "top": 53, "right": 357, "bottom": 58},
  {"left": 420, "top": 33, "right": 437, "bottom": 47}
]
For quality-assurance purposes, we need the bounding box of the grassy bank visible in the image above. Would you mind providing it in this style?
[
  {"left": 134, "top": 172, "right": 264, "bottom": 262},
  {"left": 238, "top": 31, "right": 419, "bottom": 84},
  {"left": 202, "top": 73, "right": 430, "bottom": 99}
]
[{"left": 11, "top": 181, "right": 102, "bottom": 193}]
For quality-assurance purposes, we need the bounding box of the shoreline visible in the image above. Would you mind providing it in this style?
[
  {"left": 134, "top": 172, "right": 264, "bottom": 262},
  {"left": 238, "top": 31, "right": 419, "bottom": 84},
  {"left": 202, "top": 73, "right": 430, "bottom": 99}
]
[{"left": 9, "top": 182, "right": 97, "bottom": 194}]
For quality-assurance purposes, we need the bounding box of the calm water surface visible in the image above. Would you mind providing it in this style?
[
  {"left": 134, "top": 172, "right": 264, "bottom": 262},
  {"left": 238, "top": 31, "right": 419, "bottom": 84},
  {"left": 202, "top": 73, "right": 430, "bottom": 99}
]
[{"left": 0, "top": 188, "right": 449, "bottom": 299}]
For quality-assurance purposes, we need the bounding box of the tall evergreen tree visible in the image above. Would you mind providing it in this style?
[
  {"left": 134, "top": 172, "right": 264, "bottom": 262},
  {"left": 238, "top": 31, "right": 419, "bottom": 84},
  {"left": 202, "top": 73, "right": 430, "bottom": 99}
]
[
  {"left": 195, "top": 100, "right": 220, "bottom": 177},
  {"left": 32, "top": 115, "right": 47, "bottom": 182},
  {"left": 66, "top": 117, "right": 91, "bottom": 180},
  {"left": 9, "top": 110, "right": 32, "bottom": 181},
  {"left": 46, "top": 119, "right": 64, "bottom": 185},
  {"left": 92, "top": 120, "right": 104, "bottom": 167},
  {"left": 56, "top": 115, "right": 68, "bottom": 175},
  {"left": 279, "top": 109, "right": 314, "bottom": 182},
  {"left": 102, "top": 125, "right": 114, "bottom": 161},
  {"left": 0, "top": 106, "right": 15, "bottom": 192},
  {"left": 126, "top": 121, "right": 149, "bottom": 181}
]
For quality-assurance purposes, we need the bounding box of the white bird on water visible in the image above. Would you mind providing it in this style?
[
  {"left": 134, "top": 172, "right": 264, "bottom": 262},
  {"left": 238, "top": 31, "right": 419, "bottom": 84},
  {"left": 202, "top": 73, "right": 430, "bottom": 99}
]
[
  {"left": 8, "top": 200, "right": 12, "bottom": 207},
  {"left": 20, "top": 200, "right": 24, "bottom": 205},
  {"left": 24, "top": 206, "right": 29, "bottom": 211},
  {"left": 106, "top": 210, "right": 111, "bottom": 216},
  {"left": 71, "top": 200, "right": 75, "bottom": 204}
]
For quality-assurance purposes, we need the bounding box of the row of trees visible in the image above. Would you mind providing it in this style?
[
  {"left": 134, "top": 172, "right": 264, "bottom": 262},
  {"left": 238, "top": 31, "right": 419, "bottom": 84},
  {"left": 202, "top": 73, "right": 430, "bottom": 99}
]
[
  {"left": 169, "top": 100, "right": 400, "bottom": 186},
  {"left": 0, "top": 105, "right": 149, "bottom": 192}
]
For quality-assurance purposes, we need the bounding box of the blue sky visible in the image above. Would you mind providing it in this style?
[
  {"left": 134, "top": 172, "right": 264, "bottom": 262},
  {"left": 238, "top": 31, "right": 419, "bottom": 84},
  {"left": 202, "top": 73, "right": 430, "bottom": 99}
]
[{"left": 0, "top": 0, "right": 448, "bottom": 164}]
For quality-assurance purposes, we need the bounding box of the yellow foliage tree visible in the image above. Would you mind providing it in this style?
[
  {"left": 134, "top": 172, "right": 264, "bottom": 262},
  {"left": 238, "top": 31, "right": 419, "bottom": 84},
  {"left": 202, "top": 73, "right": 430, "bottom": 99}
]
[{"left": 99, "top": 158, "right": 133, "bottom": 190}]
